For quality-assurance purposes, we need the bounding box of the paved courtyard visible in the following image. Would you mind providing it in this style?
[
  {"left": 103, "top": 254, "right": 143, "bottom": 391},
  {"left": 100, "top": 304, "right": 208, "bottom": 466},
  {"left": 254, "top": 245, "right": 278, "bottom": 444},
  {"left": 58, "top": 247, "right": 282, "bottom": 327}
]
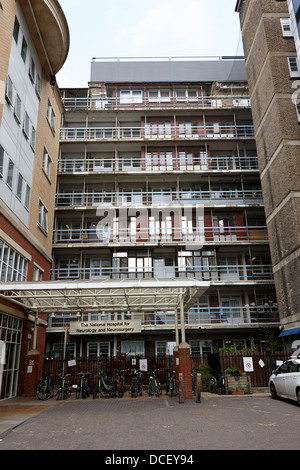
[{"left": 0, "top": 392, "right": 300, "bottom": 451}]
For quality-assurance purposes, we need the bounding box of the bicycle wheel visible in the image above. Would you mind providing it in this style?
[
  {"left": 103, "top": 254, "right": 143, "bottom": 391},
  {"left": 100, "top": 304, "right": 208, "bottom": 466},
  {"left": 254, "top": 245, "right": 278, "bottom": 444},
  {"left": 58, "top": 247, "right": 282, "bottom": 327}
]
[
  {"left": 76, "top": 384, "right": 81, "bottom": 399},
  {"left": 209, "top": 376, "right": 217, "bottom": 393},
  {"left": 131, "top": 384, "right": 138, "bottom": 398},
  {"left": 55, "top": 388, "right": 63, "bottom": 400},
  {"left": 148, "top": 379, "right": 154, "bottom": 396},
  {"left": 156, "top": 382, "right": 162, "bottom": 397},
  {"left": 37, "top": 383, "right": 47, "bottom": 400}
]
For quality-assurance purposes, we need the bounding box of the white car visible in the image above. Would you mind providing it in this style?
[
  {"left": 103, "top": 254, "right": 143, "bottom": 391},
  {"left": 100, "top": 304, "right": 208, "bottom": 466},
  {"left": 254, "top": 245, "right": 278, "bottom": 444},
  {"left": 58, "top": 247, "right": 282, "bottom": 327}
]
[{"left": 269, "top": 350, "right": 300, "bottom": 405}]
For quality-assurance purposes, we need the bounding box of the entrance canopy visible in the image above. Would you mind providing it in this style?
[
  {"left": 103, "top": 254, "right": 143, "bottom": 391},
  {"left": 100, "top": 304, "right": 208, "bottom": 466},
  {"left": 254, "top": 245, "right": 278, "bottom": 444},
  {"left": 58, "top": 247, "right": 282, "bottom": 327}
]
[{"left": 0, "top": 279, "right": 210, "bottom": 314}]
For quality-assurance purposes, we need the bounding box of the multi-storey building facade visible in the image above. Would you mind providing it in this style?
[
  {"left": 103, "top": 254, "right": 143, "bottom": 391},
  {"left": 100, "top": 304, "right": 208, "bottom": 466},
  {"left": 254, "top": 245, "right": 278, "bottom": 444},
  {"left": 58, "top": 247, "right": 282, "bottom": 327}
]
[
  {"left": 0, "top": 0, "right": 69, "bottom": 398},
  {"left": 236, "top": 0, "right": 300, "bottom": 348},
  {"left": 46, "top": 57, "right": 279, "bottom": 360}
]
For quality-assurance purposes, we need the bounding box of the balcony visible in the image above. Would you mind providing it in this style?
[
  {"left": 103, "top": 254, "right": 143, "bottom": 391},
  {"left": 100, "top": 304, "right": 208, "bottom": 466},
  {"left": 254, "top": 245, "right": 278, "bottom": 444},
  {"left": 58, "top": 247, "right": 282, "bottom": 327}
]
[
  {"left": 51, "top": 263, "right": 274, "bottom": 282},
  {"left": 53, "top": 225, "right": 269, "bottom": 246},
  {"left": 55, "top": 189, "right": 263, "bottom": 208},
  {"left": 60, "top": 124, "right": 255, "bottom": 142},
  {"left": 47, "top": 305, "right": 279, "bottom": 329},
  {"left": 62, "top": 95, "right": 251, "bottom": 111},
  {"left": 57, "top": 155, "right": 259, "bottom": 174}
]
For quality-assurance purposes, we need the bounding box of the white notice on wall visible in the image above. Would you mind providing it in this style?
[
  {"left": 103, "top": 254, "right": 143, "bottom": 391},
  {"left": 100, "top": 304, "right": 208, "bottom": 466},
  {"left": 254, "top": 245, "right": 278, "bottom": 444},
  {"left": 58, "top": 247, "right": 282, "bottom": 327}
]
[
  {"left": 243, "top": 357, "right": 254, "bottom": 372},
  {"left": 139, "top": 359, "right": 148, "bottom": 372}
]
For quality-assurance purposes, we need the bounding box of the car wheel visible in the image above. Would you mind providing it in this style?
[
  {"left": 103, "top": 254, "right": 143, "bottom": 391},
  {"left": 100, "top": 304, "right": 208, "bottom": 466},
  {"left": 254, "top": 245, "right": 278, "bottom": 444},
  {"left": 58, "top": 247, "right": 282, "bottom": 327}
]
[
  {"left": 270, "top": 382, "right": 277, "bottom": 399},
  {"left": 296, "top": 388, "right": 300, "bottom": 407}
]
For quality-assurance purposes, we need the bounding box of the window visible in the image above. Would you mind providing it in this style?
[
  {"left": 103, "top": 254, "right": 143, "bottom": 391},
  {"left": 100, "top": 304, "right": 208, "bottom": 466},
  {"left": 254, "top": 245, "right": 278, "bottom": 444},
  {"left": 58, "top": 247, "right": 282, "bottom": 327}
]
[
  {"left": 33, "top": 265, "right": 43, "bottom": 281},
  {"left": 42, "top": 148, "right": 52, "bottom": 179},
  {"left": 6, "top": 159, "right": 14, "bottom": 189},
  {"left": 29, "top": 57, "right": 36, "bottom": 83},
  {"left": 24, "top": 184, "right": 31, "bottom": 210},
  {"left": 35, "top": 74, "right": 41, "bottom": 99},
  {"left": 5, "top": 76, "right": 13, "bottom": 105},
  {"left": 47, "top": 101, "right": 56, "bottom": 132},
  {"left": 23, "top": 111, "right": 30, "bottom": 138},
  {"left": 38, "top": 201, "right": 48, "bottom": 232},
  {"left": 296, "top": 101, "right": 300, "bottom": 122},
  {"left": 14, "top": 94, "right": 22, "bottom": 123},
  {"left": 57, "top": 259, "right": 80, "bottom": 278},
  {"left": 0, "top": 145, "right": 4, "bottom": 178},
  {"left": 30, "top": 125, "right": 36, "bottom": 151},
  {"left": 280, "top": 18, "right": 293, "bottom": 37},
  {"left": 288, "top": 57, "right": 300, "bottom": 77},
  {"left": 121, "top": 341, "right": 144, "bottom": 356},
  {"left": 21, "top": 36, "right": 28, "bottom": 63},
  {"left": 0, "top": 240, "right": 28, "bottom": 282},
  {"left": 16, "top": 173, "right": 23, "bottom": 200},
  {"left": 13, "top": 17, "right": 20, "bottom": 44},
  {"left": 87, "top": 342, "right": 110, "bottom": 357}
]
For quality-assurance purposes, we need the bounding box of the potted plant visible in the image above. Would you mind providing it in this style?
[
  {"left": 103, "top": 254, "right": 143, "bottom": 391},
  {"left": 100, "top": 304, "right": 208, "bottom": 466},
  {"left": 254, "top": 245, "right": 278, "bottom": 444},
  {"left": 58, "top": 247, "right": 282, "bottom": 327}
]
[{"left": 225, "top": 367, "right": 248, "bottom": 394}]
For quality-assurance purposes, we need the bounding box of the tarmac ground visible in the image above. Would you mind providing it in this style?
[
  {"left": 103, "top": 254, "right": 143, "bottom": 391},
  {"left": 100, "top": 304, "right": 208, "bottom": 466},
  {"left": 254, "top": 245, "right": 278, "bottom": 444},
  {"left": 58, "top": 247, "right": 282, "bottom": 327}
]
[{"left": 0, "top": 389, "right": 300, "bottom": 453}]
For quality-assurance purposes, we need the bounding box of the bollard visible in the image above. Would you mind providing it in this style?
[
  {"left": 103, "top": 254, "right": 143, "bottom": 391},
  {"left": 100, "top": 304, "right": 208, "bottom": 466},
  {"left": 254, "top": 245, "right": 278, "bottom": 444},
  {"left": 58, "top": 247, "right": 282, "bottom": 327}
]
[
  {"left": 178, "top": 373, "right": 184, "bottom": 404},
  {"left": 196, "top": 373, "right": 202, "bottom": 403}
]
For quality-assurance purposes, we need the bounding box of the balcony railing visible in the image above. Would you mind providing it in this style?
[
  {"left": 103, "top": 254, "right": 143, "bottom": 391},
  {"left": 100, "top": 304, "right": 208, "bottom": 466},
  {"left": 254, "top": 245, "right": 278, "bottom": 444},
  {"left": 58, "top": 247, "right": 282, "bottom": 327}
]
[
  {"left": 62, "top": 95, "right": 251, "bottom": 111},
  {"left": 57, "top": 155, "right": 259, "bottom": 174},
  {"left": 51, "top": 264, "right": 274, "bottom": 282},
  {"left": 47, "top": 305, "right": 279, "bottom": 329},
  {"left": 55, "top": 189, "right": 263, "bottom": 208},
  {"left": 60, "top": 124, "right": 255, "bottom": 141},
  {"left": 53, "top": 225, "right": 268, "bottom": 245}
]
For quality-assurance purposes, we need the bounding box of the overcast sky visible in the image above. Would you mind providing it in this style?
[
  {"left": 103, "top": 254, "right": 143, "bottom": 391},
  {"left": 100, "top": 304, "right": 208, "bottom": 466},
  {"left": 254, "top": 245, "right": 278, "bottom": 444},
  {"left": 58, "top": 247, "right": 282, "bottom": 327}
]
[{"left": 57, "top": 0, "right": 243, "bottom": 88}]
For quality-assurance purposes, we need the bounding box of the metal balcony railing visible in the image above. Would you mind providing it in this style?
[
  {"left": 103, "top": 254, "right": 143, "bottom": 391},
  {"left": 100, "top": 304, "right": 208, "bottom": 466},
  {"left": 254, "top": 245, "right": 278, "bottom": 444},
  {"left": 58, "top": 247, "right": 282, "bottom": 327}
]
[
  {"left": 47, "top": 305, "right": 279, "bottom": 329},
  {"left": 60, "top": 124, "right": 255, "bottom": 141},
  {"left": 50, "top": 264, "right": 274, "bottom": 282},
  {"left": 62, "top": 95, "right": 251, "bottom": 111},
  {"left": 55, "top": 189, "right": 263, "bottom": 208},
  {"left": 53, "top": 225, "right": 268, "bottom": 245},
  {"left": 57, "top": 155, "right": 259, "bottom": 173}
]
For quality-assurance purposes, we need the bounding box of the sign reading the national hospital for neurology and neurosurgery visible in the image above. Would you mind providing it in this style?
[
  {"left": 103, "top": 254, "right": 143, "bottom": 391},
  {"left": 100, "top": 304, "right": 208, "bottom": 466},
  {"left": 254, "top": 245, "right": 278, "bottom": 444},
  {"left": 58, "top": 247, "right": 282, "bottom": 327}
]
[{"left": 69, "top": 320, "right": 142, "bottom": 336}]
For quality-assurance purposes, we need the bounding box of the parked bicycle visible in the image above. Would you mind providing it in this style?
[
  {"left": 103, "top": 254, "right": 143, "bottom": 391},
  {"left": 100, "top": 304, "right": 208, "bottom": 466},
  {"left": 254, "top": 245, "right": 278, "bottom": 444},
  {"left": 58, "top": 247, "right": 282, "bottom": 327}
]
[
  {"left": 131, "top": 369, "right": 143, "bottom": 398},
  {"left": 208, "top": 371, "right": 225, "bottom": 395},
  {"left": 36, "top": 373, "right": 54, "bottom": 400},
  {"left": 93, "top": 372, "right": 115, "bottom": 398},
  {"left": 76, "top": 372, "right": 94, "bottom": 399},
  {"left": 113, "top": 369, "right": 126, "bottom": 397},
  {"left": 147, "top": 369, "right": 162, "bottom": 397},
  {"left": 55, "top": 373, "right": 72, "bottom": 400},
  {"left": 166, "top": 370, "right": 177, "bottom": 397}
]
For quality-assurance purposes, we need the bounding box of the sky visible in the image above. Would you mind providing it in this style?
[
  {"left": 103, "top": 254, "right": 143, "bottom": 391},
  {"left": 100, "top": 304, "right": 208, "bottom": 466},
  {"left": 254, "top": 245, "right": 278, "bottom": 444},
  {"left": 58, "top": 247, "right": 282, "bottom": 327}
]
[{"left": 56, "top": 0, "right": 243, "bottom": 88}]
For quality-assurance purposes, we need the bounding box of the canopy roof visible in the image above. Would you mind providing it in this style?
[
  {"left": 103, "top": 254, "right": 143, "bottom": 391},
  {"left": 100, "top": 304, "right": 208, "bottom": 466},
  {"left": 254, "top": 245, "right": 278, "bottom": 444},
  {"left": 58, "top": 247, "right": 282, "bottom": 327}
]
[{"left": 0, "top": 279, "right": 210, "bottom": 314}]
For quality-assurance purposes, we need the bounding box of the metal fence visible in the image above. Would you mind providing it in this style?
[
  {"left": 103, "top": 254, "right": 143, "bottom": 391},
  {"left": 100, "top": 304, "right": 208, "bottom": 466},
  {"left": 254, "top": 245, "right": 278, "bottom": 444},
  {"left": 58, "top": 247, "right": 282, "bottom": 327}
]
[{"left": 43, "top": 351, "right": 292, "bottom": 390}]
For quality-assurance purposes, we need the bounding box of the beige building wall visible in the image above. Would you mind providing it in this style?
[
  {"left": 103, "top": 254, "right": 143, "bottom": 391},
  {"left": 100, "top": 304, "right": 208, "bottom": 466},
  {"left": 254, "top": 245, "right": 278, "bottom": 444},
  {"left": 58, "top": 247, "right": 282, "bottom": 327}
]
[{"left": 236, "top": 0, "right": 300, "bottom": 329}]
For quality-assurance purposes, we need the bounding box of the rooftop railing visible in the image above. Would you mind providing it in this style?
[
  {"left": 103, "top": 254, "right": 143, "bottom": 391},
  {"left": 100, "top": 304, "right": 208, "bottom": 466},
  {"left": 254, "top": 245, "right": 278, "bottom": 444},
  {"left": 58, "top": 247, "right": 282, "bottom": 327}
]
[{"left": 62, "top": 95, "right": 251, "bottom": 111}]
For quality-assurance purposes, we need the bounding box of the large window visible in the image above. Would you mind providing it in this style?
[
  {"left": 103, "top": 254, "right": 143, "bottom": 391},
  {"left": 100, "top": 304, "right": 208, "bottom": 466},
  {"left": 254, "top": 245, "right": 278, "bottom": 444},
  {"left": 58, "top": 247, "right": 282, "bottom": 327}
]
[
  {"left": 0, "top": 240, "right": 28, "bottom": 282},
  {"left": 121, "top": 341, "right": 144, "bottom": 356},
  {"left": 87, "top": 342, "right": 110, "bottom": 357}
]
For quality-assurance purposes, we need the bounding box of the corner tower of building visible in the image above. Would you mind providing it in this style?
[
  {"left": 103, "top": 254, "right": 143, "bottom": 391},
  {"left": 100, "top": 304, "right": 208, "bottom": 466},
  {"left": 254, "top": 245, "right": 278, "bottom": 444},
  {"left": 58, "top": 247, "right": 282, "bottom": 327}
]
[{"left": 236, "top": 0, "right": 300, "bottom": 340}]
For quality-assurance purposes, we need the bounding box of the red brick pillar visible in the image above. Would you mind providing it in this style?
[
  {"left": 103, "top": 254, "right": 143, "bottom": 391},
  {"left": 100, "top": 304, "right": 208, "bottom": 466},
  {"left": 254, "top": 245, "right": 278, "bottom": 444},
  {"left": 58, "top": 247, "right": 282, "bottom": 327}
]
[
  {"left": 24, "top": 349, "right": 40, "bottom": 397},
  {"left": 178, "top": 342, "right": 193, "bottom": 399}
]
